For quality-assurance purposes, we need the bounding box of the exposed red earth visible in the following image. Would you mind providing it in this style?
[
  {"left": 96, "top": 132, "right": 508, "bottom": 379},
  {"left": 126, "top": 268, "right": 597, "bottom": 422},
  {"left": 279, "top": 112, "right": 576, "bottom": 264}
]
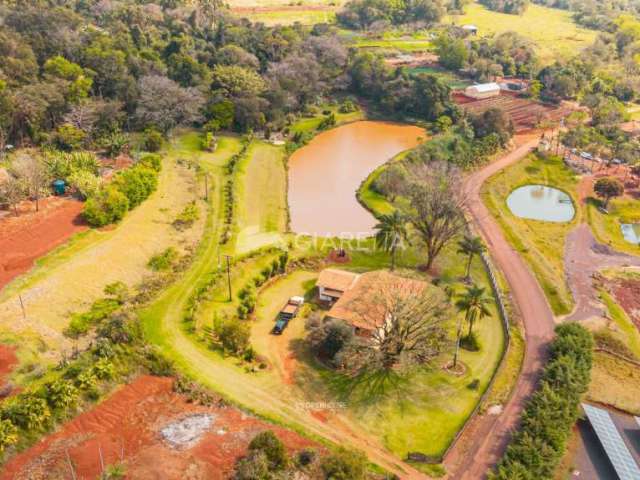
[
  {"left": 1, "top": 375, "right": 319, "bottom": 480},
  {"left": 0, "top": 344, "right": 17, "bottom": 396},
  {"left": 0, "top": 197, "right": 87, "bottom": 291},
  {"left": 445, "top": 136, "right": 556, "bottom": 479},
  {"left": 612, "top": 277, "right": 640, "bottom": 329},
  {"left": 453, "top": 92, "right": 572, "bottom": 133}
]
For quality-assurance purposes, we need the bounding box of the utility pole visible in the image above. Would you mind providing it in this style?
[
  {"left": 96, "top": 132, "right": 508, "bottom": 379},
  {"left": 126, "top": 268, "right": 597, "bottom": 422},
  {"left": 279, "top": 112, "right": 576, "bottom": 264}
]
[
  {"left": 204, "top": 172, "right": 209, "bottom": 201},
  {"left": 224, "top": 255, "right": 232, "bottom": 301}
]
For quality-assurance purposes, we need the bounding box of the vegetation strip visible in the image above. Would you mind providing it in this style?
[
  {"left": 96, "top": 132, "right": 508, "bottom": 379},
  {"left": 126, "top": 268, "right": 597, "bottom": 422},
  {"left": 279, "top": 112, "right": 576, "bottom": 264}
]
[{"left": 489, "top": 323, "right": 593, "bottom": 479}]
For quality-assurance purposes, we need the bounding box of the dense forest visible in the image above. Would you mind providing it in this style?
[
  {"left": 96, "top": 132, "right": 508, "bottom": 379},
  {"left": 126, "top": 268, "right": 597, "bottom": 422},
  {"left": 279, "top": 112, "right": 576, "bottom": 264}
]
[{"left": 0, "top": 0, "right": 469, "bottom": 154}]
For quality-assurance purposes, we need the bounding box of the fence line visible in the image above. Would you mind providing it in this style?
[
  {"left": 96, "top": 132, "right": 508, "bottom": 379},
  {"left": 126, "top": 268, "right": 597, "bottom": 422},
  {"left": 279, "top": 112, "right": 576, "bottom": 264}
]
[{"left": 434, "top": 231, "right": 513, "bottom": 465}]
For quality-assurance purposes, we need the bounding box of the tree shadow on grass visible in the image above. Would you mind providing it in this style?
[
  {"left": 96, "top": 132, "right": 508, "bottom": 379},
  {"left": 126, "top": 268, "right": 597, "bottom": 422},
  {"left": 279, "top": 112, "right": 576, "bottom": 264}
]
[
  {"left": 290, "top": 338, "right": 416, "bottom": 409},
  {"left": 326, "top": 368, "right": 414, "bottom": 408}
]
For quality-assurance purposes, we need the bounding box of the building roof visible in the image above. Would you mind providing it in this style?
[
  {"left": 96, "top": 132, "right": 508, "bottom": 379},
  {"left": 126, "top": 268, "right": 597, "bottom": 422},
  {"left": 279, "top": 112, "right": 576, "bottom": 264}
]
[
  {"left": 466, "top": 82, "right": 500, "bottom": 93},
  {"left": 317, "top": 269, "right": 359, "bottom": 293},
  {"left": 582, "top": 404, "right": 640, "bottom": 480},
  {"left": 326, "top": 270, "right": 428, "bottom": 331},
  {"left": 619, "top": 121, "right": 640, "bottom": 135}
]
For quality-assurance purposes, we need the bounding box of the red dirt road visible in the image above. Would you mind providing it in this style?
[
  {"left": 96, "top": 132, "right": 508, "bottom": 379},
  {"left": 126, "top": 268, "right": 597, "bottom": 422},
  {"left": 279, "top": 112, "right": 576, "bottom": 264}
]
[
  {"left": 445, "top": 138, "right": 556, "bottom": 479},
  {"left": 1, "top": 376, "right": 318, "bottom": 480},
  {"left": 0, "top": 197, "right": 86, "bottom": 291}
]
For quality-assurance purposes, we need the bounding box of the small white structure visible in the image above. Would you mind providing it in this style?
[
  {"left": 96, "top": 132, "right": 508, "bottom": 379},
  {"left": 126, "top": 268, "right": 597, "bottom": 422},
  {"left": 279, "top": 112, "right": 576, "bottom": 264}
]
[
  {"left": 462, "top": 24, "right": 478, "bottom": 35},
  {"left": 316, "top": 269, "right": 359, "bottom": 303},
  {"left": 464, "top": 83, "right": 501, "bottom": 100}
]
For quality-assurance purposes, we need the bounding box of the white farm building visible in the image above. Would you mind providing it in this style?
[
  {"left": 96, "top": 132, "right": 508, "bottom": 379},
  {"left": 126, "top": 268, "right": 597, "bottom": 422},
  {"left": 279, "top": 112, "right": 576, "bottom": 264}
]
[{"left": 464, "top": 83, "right": 501, "bottom": 100}]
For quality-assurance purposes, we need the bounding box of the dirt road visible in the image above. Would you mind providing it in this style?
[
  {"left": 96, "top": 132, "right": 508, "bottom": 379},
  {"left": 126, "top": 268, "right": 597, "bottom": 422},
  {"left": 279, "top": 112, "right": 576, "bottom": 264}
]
[{"left": 445, "top": 138, "right": 557, "bottom": 479}]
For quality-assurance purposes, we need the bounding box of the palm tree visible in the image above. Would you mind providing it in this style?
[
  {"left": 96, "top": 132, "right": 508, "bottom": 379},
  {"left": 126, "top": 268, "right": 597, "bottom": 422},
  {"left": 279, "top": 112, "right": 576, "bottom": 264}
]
[
  {"left": 374, "top": 210, "right": 409, "bottom": 271},
  {"left": 457, "top": 235, "right": 486, "bottom": 281},
  {"left": 456, "top": 285, "right": 492, "bottom": 338}
]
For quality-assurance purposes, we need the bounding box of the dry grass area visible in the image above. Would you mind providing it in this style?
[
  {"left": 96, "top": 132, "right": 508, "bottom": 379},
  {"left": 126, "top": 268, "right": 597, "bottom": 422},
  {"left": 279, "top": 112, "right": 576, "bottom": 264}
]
[
  {"left": 587, "top": 351, "right": 640, "bottom": 415},
  {"left": 0, "top": 153, "right": 205, "bottom": 362}
]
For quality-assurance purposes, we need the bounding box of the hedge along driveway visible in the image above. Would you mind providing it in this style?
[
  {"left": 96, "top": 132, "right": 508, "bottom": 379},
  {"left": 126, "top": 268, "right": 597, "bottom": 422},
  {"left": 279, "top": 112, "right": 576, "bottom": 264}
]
[{"left": 0, "top": 145, "right": 205, "bottom": 366}]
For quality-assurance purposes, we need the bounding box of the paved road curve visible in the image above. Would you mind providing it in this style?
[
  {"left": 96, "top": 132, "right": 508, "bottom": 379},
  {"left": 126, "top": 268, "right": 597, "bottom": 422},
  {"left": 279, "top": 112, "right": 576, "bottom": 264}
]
[{"left": 445, "top": 138, "right": 557, "bottom": 479}]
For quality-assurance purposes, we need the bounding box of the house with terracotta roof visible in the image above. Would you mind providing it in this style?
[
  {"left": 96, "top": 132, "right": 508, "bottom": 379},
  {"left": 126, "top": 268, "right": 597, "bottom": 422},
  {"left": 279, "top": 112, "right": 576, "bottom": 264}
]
[
  {"left": 321, "top": 269, "right": 428, "bottom": 337},
  {"left": 316, "top": 268, "right": 360, "bottom": 303}
]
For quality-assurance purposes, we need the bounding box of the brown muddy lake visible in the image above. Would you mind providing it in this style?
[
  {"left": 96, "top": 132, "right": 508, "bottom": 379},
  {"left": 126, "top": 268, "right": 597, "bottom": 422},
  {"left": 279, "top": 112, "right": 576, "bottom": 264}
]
[{"left": 288, "top": 121, "right": 425, "bottom": 237}]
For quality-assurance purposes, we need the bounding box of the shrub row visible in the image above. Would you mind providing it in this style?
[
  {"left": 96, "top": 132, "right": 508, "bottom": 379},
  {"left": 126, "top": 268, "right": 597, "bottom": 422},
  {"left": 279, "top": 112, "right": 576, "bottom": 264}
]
[
  {"left": 489, "top": 323, "right": 593, "bottom": 480},
  {"left": 83, "top": 153, "right": 161, "bottom": 227},
  {"left": 236, "top": 251, "right": 289, "bottom": 319},
  {"left": 220, "top": 136, "right": 252, "bottom": 244}
]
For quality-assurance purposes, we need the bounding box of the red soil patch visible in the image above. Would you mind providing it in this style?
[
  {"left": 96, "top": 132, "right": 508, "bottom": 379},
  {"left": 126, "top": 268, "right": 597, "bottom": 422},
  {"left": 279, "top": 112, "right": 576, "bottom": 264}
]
[
  {"left": 0, "top": 196, "right": 87, "bottom": 291},
  {"left": 612, "top": 278, "right": 640, "bottom": 330},
  {"left": 453, "top": 92, "right": 571, "bottom": 133},
  {"left": 1, "top": 375, "right": 318, "bottom": 480},
  {"left": 0, "top": 344, "right": 17, "bottom": 397}
]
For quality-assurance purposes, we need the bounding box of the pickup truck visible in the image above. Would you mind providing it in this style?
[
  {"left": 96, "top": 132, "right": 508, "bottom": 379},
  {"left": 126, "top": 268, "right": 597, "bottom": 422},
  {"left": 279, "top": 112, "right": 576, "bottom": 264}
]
[{"left": 272, "top": 296, "right": 304, "bottom": 335}]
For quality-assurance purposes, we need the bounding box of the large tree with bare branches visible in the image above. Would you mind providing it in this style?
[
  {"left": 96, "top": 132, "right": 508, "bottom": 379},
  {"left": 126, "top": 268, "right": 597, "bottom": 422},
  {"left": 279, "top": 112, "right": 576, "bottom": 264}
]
[
  {"left": 405, "top": 161, "right": 468, "bottom": 271},
  {"left": 341, "top": 279, "right": 450, "bottom": 374}
]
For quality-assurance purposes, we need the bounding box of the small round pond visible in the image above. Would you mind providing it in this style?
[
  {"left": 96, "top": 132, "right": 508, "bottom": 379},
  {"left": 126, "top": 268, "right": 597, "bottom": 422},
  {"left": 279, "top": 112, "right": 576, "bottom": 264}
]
[
  {"left": 506, "top": 185, "right": 575, "bottom": 223},
  {"left": 621, "top": 224, "right": 640, "bottom": 244}
]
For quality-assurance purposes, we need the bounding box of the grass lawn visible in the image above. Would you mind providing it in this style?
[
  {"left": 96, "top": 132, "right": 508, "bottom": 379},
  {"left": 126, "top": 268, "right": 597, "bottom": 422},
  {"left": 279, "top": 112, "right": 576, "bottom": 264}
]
[
  {"left": 289, "top": 105, "right": 364, "bottom": 135},
  {"left": 407, "top": 66, "right": 471, "bottom": 88},
  {"left": 444, "top": 2, "right": 597, "bottom": 64},
  {"left": 588, "top": 351, "right": 640, "bottom": 415},
  {"left": 354, "top": 38, "right": 433, "bottom": 52},
  {"left": 586, "top": 196, "right": 640, "bottom": 257},
  {"left": 481, "top": 153, "right": 580, "bottom": 315},
  {"left": 240, "top": 9, "right": 336, "bottom": 25},
  {"left": 250, "top": 241, "right": 505, "bottom": 460},
  {"left": 235, "top": 141, "right": 288, "bottom": 253}
]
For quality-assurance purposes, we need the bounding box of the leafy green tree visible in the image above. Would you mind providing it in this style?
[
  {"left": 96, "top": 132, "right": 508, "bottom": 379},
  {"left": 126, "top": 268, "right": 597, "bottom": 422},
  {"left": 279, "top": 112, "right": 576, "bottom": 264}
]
[
  {"left": 457, "top": 235, "right": 486, "bottom": 280},
  {"left": 0, "top": 419, "right": 18, "bottom": 453},
  {"left": 211, "top": 65, "right": 266, "bottom": 98},
  {"left": 83, "top": 186, "right": 129, "bottom": 227},
  {"left": 455, "top": 284, "right": 492, "bottom": 338},
  {"left": 434, "top": 34, "right": 469, "bottom": 71},
  {"left": 320, "top": 448, "right": 367, "bottom": 480},
  {"left": 248, "top": 430, "right": 288, "bottom": 470},
  {"left": 45, "top": 379, "right": 78, "bottom": 409},
  {"left": 2, "top": 394, "right": 51, "bottom": 431},
  {"left": 593, "top": 177, "right": 624, "bottom": 208},
  {"left": 374, "top": 210, "right": 409, "bottom": 271}
]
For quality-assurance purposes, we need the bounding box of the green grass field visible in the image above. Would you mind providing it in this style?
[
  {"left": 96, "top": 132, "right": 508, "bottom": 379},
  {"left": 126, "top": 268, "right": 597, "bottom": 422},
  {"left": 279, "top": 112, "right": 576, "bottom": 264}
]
[
  {"left": 587, "top": 196, "right": 640, "bottom": 256},
  {"left": 481, "top": 154, "right": 580, "bottom": 315},
  {"left": 445, "top": 2, "right": 597, "bottom": 63},
  {"left": 407, "top": 66, "right": 472, "bottom": 88},
  {"left": 235, "top": 141, "right": 288, "bottom": 253},
  {"left": 240, "top": 9, "right": 336, "bottom": 25}
]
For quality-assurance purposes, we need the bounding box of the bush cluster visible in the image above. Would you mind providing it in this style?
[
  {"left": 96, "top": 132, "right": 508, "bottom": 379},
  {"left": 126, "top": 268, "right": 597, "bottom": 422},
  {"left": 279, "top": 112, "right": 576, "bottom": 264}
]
[
  {"left": 147, "top": 247, "right": 179, "bottom": 272},
  {"left": 83, "top": 153, "right": 161, "bottom": 227},
  {"left": 221, "top": 136, "right": 252, "bottom": 244},
  {"left": 173, "top": 201, "right": 200, "bottom": 230},
  {"left": 64, "top": 282, "right": 128, "bottom": 338},
  {"left": 236, "top": 252, "right": 288, "bottom": 319},
  {"left": 0, "top": 341, "right": 125, "bottom": 455},
  {"left": 490, "top": 323, "right": 593, "bottom": 479}
]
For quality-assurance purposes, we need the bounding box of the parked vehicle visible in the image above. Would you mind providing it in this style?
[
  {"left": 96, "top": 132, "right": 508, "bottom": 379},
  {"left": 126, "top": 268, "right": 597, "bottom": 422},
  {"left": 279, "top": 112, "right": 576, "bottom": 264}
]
[
  {"left": 272, "top": 296, "right": 304, "bottom": 335},
  {"left": 580, "top": 151, "right": 593, "bottom": 160}
]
